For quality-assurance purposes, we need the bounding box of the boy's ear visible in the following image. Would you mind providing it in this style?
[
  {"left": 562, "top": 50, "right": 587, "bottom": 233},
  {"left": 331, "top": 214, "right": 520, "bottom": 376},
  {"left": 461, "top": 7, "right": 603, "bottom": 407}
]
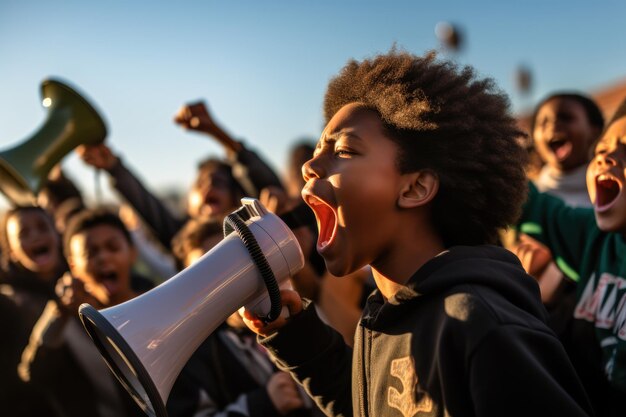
[{"left": 398, "top": 170, "right": 439, "bottom": 209}]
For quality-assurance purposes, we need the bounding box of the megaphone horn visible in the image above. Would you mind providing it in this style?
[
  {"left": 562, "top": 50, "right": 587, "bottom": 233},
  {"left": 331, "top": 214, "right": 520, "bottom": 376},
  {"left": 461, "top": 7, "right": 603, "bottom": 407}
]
[
  {"left": 79, "top": 199, "right": 304, "bottom": 417},
  {"left": 0, "top": 78, "right": 107, "bottom": 206}
]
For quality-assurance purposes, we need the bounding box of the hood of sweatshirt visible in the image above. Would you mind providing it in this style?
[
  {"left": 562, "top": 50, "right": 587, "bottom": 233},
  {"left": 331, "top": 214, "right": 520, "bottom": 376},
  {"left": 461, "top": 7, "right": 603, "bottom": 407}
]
[{"left": 363, "top": 245, "right": 547, "bottom": 329}]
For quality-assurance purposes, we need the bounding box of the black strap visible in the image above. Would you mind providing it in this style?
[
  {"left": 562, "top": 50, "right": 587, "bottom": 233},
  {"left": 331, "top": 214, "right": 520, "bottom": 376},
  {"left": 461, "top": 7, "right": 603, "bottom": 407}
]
[{"left": 223, "top": 210, "right": 282, "bottom": 323}]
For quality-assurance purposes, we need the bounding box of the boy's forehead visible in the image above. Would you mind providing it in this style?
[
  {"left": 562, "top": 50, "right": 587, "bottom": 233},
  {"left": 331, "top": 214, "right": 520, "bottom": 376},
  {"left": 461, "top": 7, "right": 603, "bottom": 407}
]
[
  {"left": 71, "top": 225, "right": 125, "bottom": 247},
  {"left": 541, "top": 98, "right": 585, "bottom": 118},
  {"left": 8, "top": 210, "right": 49, "bottom": 231},
  {"left": 318, "top": 104, "right": 383, "bottom": 143},
  {"left": 195, "top": 166, "right": 231, "bottom": 184}
]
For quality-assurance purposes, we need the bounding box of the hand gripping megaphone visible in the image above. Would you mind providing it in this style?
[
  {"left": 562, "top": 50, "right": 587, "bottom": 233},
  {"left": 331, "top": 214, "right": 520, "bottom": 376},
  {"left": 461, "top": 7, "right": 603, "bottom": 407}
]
[
  {"left": 0, "top": 78, "right": 107, "bottom": 206},
  {"left": 78, "top": 199, "right": 304, "bottom": 417}
]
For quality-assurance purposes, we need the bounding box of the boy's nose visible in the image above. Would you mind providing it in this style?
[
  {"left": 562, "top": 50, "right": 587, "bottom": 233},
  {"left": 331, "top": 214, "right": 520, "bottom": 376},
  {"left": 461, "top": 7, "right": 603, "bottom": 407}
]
[
  {"left": 545, "top": 120, "right": 564, "bottom": 137},
  {"left": 594, "top": 153, "right": 617, "bottom": 169},
  {"left": 302, "top": 156, "right": 326, "bottom": 182},
  {"left": 94, "top": 249, "right": 112, "bottom": 263}
]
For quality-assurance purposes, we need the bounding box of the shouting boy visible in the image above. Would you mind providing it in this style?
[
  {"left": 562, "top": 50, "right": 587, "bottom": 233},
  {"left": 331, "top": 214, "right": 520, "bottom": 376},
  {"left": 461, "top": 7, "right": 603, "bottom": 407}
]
[{"left": 241, "top": 50, "right": 594, "bottom": 417}]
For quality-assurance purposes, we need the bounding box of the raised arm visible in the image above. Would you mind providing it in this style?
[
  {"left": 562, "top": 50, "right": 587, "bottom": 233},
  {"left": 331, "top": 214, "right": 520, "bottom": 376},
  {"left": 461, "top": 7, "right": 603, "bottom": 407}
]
[
  {"left": 76, "top": 143, "right": 185, "bottom": 249},
  {"left": 174, "top": 101, "right": 284, "bottom": 198},
  {"left": 517, "top": 181, "right": 599, "bottom": 281}
]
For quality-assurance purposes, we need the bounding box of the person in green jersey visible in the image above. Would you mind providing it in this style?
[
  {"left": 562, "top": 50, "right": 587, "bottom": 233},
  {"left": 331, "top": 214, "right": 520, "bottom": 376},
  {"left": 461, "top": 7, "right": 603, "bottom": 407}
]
[{"left": 519, "top": 97, "right": 626, "bottom": 417}]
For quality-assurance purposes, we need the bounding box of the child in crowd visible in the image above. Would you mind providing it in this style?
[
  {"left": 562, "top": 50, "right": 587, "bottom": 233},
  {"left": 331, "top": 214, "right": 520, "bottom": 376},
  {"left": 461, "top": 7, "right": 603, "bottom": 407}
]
[
  {"left": 531, "top": 92, "right": 604, "bottom": 206},
  {"left": 76, "top": 100, "right": 284, "bottom": 252},
  {"left": 167, "top": 218, "right": 323, "bottom": 417},
  {"left": 517, "top": 97, "right": 626, "bottom": 417},
  {"left": 512, "top": 93, "right": 604, "bottom": 336},
  {"left": 18, "top": 209, "right": 151, "bottom": 417},
  {"left": 37, "top": 164, "right": 173, "bottom": 285},
  {"left": 0, "top": 206, "right": 67, "bottom": 416},
  {"left": 241, "top": 50, "right": 594, "bottom": 417}
]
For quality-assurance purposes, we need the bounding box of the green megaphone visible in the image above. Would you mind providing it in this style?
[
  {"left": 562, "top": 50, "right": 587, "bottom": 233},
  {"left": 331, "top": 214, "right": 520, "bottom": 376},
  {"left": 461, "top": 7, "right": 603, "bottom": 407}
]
[{"left": 0, "top": 78, "right": 107, "bottom": 206}]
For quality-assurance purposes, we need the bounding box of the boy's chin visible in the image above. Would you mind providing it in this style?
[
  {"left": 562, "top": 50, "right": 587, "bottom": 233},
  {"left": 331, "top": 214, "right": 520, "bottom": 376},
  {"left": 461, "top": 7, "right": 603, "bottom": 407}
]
[
  {"left": 323, "top": 257, "right": 362, "bottom": 278},
  {"left": 594, "top": 213, "right": 626, "bottom": 235}
]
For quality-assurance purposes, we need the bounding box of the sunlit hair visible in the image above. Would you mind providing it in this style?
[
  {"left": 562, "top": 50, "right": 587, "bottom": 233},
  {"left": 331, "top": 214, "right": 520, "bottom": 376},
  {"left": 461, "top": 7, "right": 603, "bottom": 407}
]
[
  {"left": 324, "top": 49, "right": 527, "bottom": 246},
  {"left": 63, "top": 208, "right": 133, "bottom": 257}
]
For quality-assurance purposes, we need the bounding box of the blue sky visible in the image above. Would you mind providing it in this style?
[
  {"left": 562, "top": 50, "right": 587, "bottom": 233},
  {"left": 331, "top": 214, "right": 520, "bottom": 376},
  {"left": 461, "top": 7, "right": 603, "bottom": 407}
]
[{"left": 1, "top": 0, "right": 626, "bottom": 208}]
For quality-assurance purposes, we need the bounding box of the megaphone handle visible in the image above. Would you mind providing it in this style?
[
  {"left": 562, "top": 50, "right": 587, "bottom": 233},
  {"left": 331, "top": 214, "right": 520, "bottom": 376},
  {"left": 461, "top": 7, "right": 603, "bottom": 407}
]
[{"left": 223, "top": 211, "right": 282, "bottom": 324}]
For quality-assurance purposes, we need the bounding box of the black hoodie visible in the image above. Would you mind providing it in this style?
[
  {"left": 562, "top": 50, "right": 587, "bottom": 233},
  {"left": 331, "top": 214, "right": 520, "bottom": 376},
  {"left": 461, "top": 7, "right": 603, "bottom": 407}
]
[{"left": 262, "top": 245, "right": 594, "bottom": 417}]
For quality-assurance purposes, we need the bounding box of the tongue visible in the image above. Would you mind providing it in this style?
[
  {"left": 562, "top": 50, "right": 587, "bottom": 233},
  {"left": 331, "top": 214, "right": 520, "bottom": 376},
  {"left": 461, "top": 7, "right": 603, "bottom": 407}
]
[
  {"left": 33, "top": 253, "right": 52, "bottom": 266},
  {"left": 102, "top": 280, "right": 119, "bottom": 296},
  {"left": 554, "top": 141, "right": 572, "bottom": 161}
]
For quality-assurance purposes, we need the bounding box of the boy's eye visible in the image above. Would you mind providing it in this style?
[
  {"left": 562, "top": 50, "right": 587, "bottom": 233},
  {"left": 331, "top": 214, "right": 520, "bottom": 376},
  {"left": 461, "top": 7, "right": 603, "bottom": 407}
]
[
  {"left": 557, "top": 112, "right": 575, "bottom": 123},
  {"left": 334, "top": 149, "right": 355, "bottom": 158}
]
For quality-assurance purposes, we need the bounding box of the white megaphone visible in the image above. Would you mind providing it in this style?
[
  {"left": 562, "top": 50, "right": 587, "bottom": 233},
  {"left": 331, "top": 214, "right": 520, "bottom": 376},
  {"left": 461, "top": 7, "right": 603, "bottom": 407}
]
[{"left": 78, "top": 198, "right": 304, "bottom": 417}]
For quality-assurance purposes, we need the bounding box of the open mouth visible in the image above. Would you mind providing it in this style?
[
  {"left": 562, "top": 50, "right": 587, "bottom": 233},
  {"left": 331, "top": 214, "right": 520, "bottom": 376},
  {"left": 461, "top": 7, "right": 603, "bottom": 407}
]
[
  {"left": 204, "top": 195, "right": 220, "bottom": 205},
  {"left": 202, "top": 195, "right": 223, "bottom": 213},
  {"left": 30, "top": 244, "right": 53, "bottom": 264},
  {"left": 595, "top": 175, "right": 621, "bottom": 211},
  {"left": 548, "top": 138, "right": 572, "bottom": 161},
  {"left": 97, "top": 271, "right": 120, "bottom": 295},
  {"left": 303, "top": 194, "right": 338, "bottom": 251}
]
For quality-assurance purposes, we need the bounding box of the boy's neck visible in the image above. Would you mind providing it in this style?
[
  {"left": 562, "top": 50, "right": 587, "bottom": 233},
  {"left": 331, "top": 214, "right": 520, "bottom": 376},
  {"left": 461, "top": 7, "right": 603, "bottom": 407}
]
[{"left": 370, "top": 224, "right": 446, "bottom": 300}]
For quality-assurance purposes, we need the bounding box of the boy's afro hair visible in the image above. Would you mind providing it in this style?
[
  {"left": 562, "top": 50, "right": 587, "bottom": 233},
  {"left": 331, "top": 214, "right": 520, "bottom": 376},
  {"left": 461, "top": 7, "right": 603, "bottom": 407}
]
[{"left": 324, "top": 49, "right": 527, "bottom": 246}]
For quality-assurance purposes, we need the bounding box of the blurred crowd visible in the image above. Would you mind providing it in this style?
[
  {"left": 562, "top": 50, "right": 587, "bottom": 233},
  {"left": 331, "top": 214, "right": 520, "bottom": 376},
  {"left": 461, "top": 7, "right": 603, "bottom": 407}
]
[
  {"left": 1, "top": 54, "right": 625, "bottom": 417},
  {"left": 0, "top": 101, "right": 370, "bottom": 417}
]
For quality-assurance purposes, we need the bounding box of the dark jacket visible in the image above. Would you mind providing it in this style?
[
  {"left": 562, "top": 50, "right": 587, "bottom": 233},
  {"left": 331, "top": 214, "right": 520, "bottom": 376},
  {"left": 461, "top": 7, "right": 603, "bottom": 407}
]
[
  {"left": 0, "top": 278, "right": 58, "bottom": 417},
  {"left": 18, "top": 301, "right": 146, "bottom": 417},
  {"left": 167, "top": 324, "right": 322, "bottom": 417},
  {"left": 262, "top": 245, "right": 594, "bottom": 417},
  {"left": 17, "top": 274, "right": 154, "bottom": 417}
]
